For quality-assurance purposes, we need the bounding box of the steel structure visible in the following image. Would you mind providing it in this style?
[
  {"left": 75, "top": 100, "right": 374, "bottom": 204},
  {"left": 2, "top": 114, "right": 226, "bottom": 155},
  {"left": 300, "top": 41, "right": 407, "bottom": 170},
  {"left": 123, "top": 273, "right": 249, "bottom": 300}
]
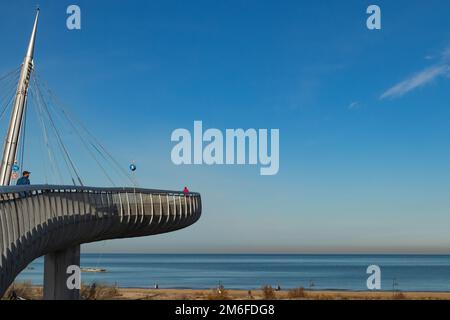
[
  {"left": 0, "top": 10, "right": 38, "bottom": 185},
  {"left": 0, "top": 185, "right": 201, "bottom": 297},
  {"left": 0, "top": 10, "right": 202, "bottom": 299}
]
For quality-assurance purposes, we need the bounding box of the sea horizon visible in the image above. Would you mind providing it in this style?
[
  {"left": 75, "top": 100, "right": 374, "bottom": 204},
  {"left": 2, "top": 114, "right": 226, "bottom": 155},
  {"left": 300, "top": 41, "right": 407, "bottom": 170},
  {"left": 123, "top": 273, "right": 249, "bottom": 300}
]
[
  {"left": 16, "top": 253, "right": 450, "bottom": 292},
  {"left": 80, "top": 252, "right": 450, "bottom": 255}
]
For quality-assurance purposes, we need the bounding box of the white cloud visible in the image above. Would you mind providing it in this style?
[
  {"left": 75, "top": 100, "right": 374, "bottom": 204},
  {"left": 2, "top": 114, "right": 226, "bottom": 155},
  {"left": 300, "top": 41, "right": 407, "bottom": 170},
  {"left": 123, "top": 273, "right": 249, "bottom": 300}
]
[
  {"left": 348, "top": 101, "right": 361, "bottom": 110},
  {"left": 380, "top": 64, "right": 450, "bottom": 99}
]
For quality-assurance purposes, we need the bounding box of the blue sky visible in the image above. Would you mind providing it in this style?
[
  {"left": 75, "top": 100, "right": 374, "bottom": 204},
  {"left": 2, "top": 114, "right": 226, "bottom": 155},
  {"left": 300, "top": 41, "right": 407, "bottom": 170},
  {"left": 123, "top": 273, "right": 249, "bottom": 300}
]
[{"left": 1, "top": 0, "right": 450, "bottom": 253}]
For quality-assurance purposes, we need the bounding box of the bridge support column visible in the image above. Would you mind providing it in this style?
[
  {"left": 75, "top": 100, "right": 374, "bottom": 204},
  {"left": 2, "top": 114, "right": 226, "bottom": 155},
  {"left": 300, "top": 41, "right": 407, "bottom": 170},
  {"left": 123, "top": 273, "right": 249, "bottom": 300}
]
[{"left": 43, "top": 245, "right": 80, "bottom": 300}]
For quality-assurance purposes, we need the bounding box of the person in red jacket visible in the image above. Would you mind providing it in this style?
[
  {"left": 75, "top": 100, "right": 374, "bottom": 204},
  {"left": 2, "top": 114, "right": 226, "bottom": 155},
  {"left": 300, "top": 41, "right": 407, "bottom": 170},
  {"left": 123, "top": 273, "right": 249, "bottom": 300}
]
[{"left": 183, "top": 186, "right": 189, "bottom": 195}]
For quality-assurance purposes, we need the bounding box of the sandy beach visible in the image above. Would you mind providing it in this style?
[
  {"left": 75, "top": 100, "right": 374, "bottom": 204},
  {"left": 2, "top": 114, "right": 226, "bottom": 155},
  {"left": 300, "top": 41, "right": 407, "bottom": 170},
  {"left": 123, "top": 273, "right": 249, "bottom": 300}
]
[
  {"left": 114, "top": 288, "right": 450, "bottom": 300},
  {"left": 4, "top": 284, "right": 450, "bottom": 300}
]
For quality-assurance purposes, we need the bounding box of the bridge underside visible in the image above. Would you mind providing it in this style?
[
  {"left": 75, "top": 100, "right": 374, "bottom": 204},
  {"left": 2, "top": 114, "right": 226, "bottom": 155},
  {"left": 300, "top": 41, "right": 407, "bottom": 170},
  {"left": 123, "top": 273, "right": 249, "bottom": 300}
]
[{"left": 0, "top": 185, "right": 201, "bottom": 297}]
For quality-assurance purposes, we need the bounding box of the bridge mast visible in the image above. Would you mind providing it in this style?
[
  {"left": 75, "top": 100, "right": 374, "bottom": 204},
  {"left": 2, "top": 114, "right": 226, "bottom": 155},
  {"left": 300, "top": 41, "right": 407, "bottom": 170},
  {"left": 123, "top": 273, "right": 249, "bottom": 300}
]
[
  {"left": 0, "top": 9, "right": 80, "bottom": 300},
  {"left": 0, "top": 9, "right": 39, "bottom": 185}
]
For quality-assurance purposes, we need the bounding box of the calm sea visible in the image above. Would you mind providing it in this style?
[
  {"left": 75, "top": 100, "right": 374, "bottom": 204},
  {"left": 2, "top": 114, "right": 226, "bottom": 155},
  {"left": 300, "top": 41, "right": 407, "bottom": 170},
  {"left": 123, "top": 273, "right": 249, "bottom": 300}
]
[{"left": 15, "top": 254, "right": 450, "bottom": 292}]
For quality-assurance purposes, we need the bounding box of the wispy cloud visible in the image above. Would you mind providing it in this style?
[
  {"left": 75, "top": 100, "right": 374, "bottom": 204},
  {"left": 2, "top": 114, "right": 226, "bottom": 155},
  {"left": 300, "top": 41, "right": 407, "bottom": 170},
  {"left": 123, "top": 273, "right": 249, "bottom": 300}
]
[
  {"left": 380, "top": 64, "right": 449, "bottom": 99},
  {"left": 424, "top": 47, "right": 450, "bottom": 61},
  {"left": 381, "top": 45, "right": 450, "bottom": 100},
  {"left": 348, "top": 101, "right": 361, "bottom": 110}
]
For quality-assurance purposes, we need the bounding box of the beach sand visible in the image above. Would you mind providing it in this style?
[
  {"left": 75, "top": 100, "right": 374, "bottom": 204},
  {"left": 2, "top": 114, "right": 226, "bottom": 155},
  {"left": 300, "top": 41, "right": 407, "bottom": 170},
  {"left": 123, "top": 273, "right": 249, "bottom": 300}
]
[
  {"left": 4, "top": 284, "right": 450, "bottom": 300},
  {"left": 115, "top": 288, "right": 450, "bottom": 300}
]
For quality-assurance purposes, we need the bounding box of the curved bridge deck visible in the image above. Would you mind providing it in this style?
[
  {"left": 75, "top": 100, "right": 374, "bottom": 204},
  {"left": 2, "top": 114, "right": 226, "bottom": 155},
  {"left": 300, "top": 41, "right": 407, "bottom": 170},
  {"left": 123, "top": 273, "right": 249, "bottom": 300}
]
[{"left": 0, "top": 185, "right": 202, "bottom": 296}]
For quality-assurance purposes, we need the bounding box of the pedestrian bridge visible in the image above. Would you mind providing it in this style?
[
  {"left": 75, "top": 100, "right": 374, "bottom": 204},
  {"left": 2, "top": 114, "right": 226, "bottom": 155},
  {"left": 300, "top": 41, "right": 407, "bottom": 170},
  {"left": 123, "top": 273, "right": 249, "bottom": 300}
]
[{"left": 0, "top": 185, "right": 202, "bottom": 296}]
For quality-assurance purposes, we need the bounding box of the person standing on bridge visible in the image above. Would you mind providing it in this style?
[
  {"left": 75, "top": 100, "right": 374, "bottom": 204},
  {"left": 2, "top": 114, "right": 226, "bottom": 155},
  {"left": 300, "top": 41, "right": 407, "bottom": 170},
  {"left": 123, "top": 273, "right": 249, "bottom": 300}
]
[{"left": 16, "top": 171, "right": 31, "bottom": 185}]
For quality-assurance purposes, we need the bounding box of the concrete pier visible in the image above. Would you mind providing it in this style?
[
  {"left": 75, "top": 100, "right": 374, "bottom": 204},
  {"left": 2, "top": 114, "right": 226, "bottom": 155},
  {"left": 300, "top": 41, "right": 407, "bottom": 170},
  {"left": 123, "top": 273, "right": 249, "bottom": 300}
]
[{"left": 43, "top": 245, "right": 80, "bottom": 300}]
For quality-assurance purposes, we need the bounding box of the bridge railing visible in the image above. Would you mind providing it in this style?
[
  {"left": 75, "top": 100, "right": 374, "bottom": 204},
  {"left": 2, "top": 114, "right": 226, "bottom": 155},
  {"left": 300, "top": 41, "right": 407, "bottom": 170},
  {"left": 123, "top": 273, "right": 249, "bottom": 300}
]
[
  {"left": 0, "top": 185, "right": 202, "bottom": 220},
  {"left": 0, "top": 184, "right": 200, "bottom": 195}
]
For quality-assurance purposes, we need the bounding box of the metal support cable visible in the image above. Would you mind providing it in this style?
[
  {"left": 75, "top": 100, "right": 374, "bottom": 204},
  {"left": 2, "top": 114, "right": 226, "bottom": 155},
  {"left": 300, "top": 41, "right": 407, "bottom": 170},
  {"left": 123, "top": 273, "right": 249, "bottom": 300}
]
[
  {"left": 0, "top": 88, "right": 17, "bottom": 121},
  {"left": 55, "top": 107, "right": 117, "bottom": 186},
  {"left": 34, "top": 71, "right": 139, "bottom": 187},
  {"left": 33, "top": 77, "right": 83, "bottom": 185},
  {"left": 0, "top": 68, "right": 21, "bottom": 97},
  {"left": 34, "top": 79, "right": 117, "bottom": 186},
  {"left": 30, "top": 78, "right": 70, "bottom": 185},
  {"left": 0, "top": 70, "right": 21, "bottom": 119},
  {"left": 0, "top": 66, "right": 21, "bottom": 82},
  {"left": 29, "top": 81, "right": 64, "bottom": 184}
]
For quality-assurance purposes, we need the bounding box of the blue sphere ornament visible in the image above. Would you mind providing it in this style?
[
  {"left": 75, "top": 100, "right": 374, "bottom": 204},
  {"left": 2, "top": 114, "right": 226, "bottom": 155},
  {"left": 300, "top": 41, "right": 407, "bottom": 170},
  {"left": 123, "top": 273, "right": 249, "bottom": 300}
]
[
  {"left": 129, "top": 164, "right": 137, "bottom": 172},
  {"left": 12, "top": 164, "right": 20, "bottom": 172}
]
